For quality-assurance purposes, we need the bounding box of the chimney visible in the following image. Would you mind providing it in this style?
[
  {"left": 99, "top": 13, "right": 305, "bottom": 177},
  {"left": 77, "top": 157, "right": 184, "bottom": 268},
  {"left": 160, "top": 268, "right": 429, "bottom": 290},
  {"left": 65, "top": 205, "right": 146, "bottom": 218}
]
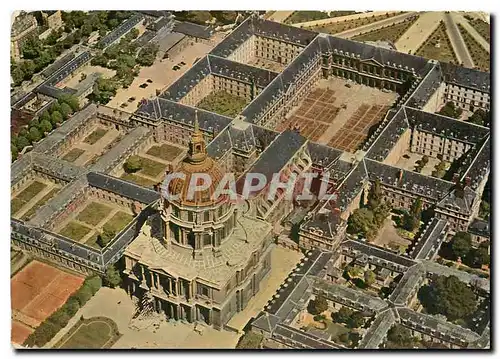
[
  {"left": 398, "top": 169, "right": 403, "bottom": 186},
  {"left": 464, "top": 176, "right": 471, "bottom": 187},
  {"left": 452, "top": 173, "right": 460, "bottom": 184}
]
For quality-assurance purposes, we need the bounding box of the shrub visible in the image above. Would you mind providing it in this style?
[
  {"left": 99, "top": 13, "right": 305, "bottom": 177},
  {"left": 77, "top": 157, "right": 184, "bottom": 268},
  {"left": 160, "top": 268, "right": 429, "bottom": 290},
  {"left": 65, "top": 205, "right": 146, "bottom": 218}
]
[{"left": 123, "top": 155, "right": 142, "bottom": 173}]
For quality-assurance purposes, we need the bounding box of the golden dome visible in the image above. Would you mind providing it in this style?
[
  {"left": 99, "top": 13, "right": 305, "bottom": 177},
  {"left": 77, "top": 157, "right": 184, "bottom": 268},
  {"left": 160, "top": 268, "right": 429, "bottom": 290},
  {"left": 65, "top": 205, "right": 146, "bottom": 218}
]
[{"left": 166, "top": 112, "right": 227, "bottom": 207}]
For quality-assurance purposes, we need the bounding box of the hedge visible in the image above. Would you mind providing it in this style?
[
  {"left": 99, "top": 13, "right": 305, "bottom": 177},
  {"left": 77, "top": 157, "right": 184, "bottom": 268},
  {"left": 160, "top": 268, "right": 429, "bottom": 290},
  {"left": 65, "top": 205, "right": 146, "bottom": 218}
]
[{"left": 23, "top": 275, "right": 102, "bottom": 348}]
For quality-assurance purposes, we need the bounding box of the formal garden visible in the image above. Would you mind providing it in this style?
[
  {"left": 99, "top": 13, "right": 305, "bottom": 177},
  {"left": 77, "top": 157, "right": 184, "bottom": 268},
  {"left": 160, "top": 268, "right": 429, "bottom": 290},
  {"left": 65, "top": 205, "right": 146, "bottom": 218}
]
[
  {"left": 55, "top": 316, "right": 121, "bottom": 349},
  {"left": 284, "top": 11, "right": 357, "bottom": 25},
  {"left": 310, "top": 12, "right": 402, "bottom": 35},
  {"left": 415, "top": 21, "right": 458, "bottom": 64},
  {"left": 197, "top": 91, "right": 248, "bottom": 118},
  {"left": 457, "top": 23, "right": 490, "bottom": 72},
  {"left": 353, "top": 15, "right": 419, "bottom": 44}
]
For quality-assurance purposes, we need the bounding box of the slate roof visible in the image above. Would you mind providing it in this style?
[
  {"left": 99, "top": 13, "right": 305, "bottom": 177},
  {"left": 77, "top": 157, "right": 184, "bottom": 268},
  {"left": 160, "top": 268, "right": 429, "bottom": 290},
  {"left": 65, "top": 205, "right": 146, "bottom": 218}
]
[
  {"left": 173, "top": 21, "right": 212, "bottom": 39},
  {"left": 307, "top": 142, "right": 343, "bottom": 168},
  {"left": 327, "top": 35, "right": 431, "bottom": 77},
  {"left": 86, "top": 172, "right": 160, "bottom": 204},
  {"left": 160, "top": 56, "right": 211, "bottom": 101},
  {"left": 32, "top": 152, "right": 87, "bottom": 181},
  {"left": 251, "top": 124, "right": 279, "bottom": 150},
  {"left": 209, "top": 17, "right": 254, "bottom": 58},
  {"left": 422, "top": 260, "right": 490, "bottom": 293},
  {"left": 135, "top": 98, "right": 232, "bottom": 134},
  {"left": 11, "top": 152, "right": 34, "bottom": 186},
  {"left": 89, "top": 126, "right": 152, "bottom": 173},
  {"left": 388, "top": 263, "right": 425, "bottom": 306},
  {"left": 406, "top": 61, "right": 442, "bottom": 109},
  {"left": 406, "top": 107, "right": 490, "bottom": 144},
  {"left": 364, "top": 158, "right": 452, "bottom": 202},
  {"left": 301, "top": 205, "right": 344, "bottom": 240},
  {"left": 246, "top": 129, "right": 306, "bottom": 183},
  {"left": 358, "top": 309, "right": 396, "bottom": 349},
  {"left": 41, "top": 52, "right": 75, "bottom": 78},
  {"left": 410, "top": 218, "right": 448, "bottom": 260},
  {"left": 134, "top": 29, "right": 156, "bottom": 47},
  {"left": 335, "top": 161, "right": 368, "bottom": 212},
  {"left": 440, "top": 61, "right": 490, "bottom": 93},
  {"left": 97, "top": 13, "right": 144, "bottom": 49},
  {"left": 460, "top": 136, "right": 490, "bottom": 190},
  {"left": 437, "top": 186, "right": 477, "bottom": 215},
  {"left": 253, "top": 17, "right": 317, "bottom": 46},
  {"left": 365, "top": 107, "right": 409, "bottom": 162},
  {"left": 273, "top": 324, "right": 340, "bottom": 349},
  {"left": 397, "top": 307, "right": 481, "bottom": 344},
  {"left": 342, "top": 239, "right": 416, "bottom": 269},
  {"left": 468, "top": 218, "right": 490, "bottom": 239}
]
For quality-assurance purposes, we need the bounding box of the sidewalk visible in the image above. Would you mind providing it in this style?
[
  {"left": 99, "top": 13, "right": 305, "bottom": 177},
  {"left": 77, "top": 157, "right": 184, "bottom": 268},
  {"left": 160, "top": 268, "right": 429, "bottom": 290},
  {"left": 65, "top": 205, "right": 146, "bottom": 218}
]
[{"left": 452, "top": 13, "right": 489, "bottom": 53}]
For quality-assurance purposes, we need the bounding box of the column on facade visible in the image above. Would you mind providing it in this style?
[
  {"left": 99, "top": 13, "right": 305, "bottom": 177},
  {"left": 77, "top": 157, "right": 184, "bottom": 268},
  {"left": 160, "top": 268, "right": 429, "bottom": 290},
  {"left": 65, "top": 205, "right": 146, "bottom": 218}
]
[{"left": 140, "top": 264, "right": 145, "bottom": 282}]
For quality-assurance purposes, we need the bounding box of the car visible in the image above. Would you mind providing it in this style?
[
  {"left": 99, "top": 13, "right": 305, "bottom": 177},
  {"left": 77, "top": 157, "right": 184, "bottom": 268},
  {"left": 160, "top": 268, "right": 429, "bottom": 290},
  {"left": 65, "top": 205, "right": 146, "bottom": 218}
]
[
  {"left": 345, "top": 83, "right": 352, "bottom": 88},
  {"left": 172, "top": 65, "right": 180, "bottom": 70},
  {"left": 147, "top": 79, "right": 153, "bottom": 83},
  {"left": 180, "top": 61, "right": 186, "bottom": 66},
  {"left": 120, "top": 103, "right": 128, "bottom": 108}
]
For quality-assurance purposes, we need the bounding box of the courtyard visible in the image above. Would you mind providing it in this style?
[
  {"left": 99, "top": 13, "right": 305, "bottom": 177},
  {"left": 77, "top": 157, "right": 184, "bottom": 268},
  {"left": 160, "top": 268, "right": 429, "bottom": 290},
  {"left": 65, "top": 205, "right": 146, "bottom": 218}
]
[
  {"left": 278, "top": 78, "right": 396, "bottom": 151},
  {"left": 46, "top": 287, "right": 241, "bottom": 349},
  {"left": 197, "top": 90, "right": 248, "bottom": 118},
  {"left": 55, "top": 199, "right": 135, "bottom": 249},
  {"left": 106, "top": 38, "right": 222, "bottom": 111},
  {"left": 118, "top": 141, "right": 185, "bottom": 189},
  {"left": 11, "top": 178, "right": 61, "bottom": 221},
  {"left": 58, "top": 124, "right": 123, "bottom": 167}
]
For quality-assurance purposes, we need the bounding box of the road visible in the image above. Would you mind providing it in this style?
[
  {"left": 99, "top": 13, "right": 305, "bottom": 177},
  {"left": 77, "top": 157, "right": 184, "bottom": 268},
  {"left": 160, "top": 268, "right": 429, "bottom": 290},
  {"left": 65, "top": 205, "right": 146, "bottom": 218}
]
[
  {"left": 443, "top": 12, "right": 474, "bottom": 67},
  {"left": 395, "top": 12, "right": 443, "bottom": 54},
  {"left": 335, "top": 12, "right": 418, "bottom": 39}
]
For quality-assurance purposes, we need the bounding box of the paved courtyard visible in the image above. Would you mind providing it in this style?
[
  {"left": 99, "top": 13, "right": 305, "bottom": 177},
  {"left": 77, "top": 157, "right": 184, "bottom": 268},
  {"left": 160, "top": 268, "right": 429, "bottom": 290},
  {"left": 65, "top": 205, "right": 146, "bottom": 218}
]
[
  {"left": 106, "top": 38, "right": 222, "bottom": 111},
  {"left": 46, "top": 287, "right": 240, "bottom": 349},
  {"left": 226, "top": 245, "right": 304, "bottom": 331}
]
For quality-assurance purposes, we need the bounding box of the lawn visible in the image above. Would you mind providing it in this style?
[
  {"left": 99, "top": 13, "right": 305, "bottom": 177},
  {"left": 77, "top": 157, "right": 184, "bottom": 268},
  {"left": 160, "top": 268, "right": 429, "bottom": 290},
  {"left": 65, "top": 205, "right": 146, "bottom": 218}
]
[
  {"left": 14, "top": 181, "right": 47, "bottom": 204},
  {"left": 311, "top": 12, "right": 402, "bottom": 35},
  {"left": 285, "top": 11, "right": 357, "bottom": 24},
  {"left": 84, "top": 235, "right": 103, "bottom": 250},
  {"left": 458, "top": 23, "right": 490, "bottom": 72},
  {"left": 21, "top": 188, "right": 60, "bottom": 221},
  {"left": 59, "top": 221, "right": 93, "bottom": 241},
  {"left": 62, "top": 148, "right": 85, "bottom": 162},
  {"left": 120, "top": 173, "right": 157, "bottom": 188},
  {"left": 83, "top": 128, "right": 108, "bottom": 145},
  {"left": 416, "top": 21, "right": 457, "bottom": 64},
  {"left": 11, "top": 181, "right": 47, "bottom": 215},
  {"left": 197, "top": 91, "right": 248, "bottom": 118},
  {"left": 353, "top": 15, "right": 419, "bottom": 43},
  {"left": 103, "top": 211, "right": 133, "bottom": 234},
  {"left": 469, "top": 18, "right": 490, "bottom": 43},
  {"left": 56, "top": 317, "right": 121, "bottom": 349},
  {"left": 77, "top": 202, "right": 113, "bottom": 226},
  {"left": 146, "top": 143, "right": 183, "bottom": 162},
  {"left": 137, "top": 156, "right": 168, "bottom": 178}
]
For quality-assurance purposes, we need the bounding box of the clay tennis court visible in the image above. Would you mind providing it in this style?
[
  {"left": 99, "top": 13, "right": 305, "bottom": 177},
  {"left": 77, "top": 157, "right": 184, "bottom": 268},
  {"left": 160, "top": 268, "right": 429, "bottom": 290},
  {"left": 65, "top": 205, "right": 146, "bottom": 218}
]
[
  {"left": 327, "top": 103, "right": 389, "bottom": 152},
  {"left": 11, "top": 260, "right": 84, "bottom": 345},
  {"left": 276, "top": 88, "right": 340, "bottom": 142}
]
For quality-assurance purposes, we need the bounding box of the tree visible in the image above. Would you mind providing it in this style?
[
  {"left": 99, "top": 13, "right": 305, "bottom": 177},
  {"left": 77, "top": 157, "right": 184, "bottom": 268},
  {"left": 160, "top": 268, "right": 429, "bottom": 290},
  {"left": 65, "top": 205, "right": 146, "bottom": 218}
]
[
  {"left": 347, "top": 208, "right": 376, "bottom": 237},
  {"left": 64, "top": 297, "right": 80, "bottom": 316},
  {"left": 479, "top": 200, "right": 490, "bottom": 219},
  {"left": 137, "top": 44, "right": 160, "bottom": 67},
  {"left": 24, "top": 320, "right": 59, "bottom": 347},
  {"left": 97, "top": 226, "right": 116, "bottom": 248},
  {"left": 74, "top": 284, "right": 93, "bottom": 306},
  {"left": 307, "top": 294, "right": 328, "bottom": 315},
  {"left": 471, "top": 243, "right": 489, "bottom": 267},
  {"left": 450, "top": 232, "right": 472, "bottom": 259},
  {"left": 60, "top": 102, "right": 73, "bottom": 119},
  {"left": 438, "top": 101, "right": 462, "bottom": 119},
  {"left": 84, "top": 275, "right": 103, "bottom": 295},
  {"left": 124, "top": 155, "right": 142, "bottom": 173},
  {"left": 332, "top": 306, "right": 353, "bottom": 323},
  {"left": 418, "top": 275, "right": 477, "bottom": 321},
  {"left": 28, "top": 127, "right": 42, "bottom": 143},
  {"left": 12, "top": 145, "right": 18, "bottom": 161},
  {"left": 39, "top": 120, "right": 53, "bottom": 134},
  {"left": 364, "top": 270, "right": 376, "bottom": 286},
  {"left": 372, "top": 202, "right": 390, "bottom": 227},
  {"left": 346, "top": 311, "right": 364, "bottom": 329},
  {"left": 40, "top": 110, "right": 51, "bottom": 123},
  {"left": 51, "top": 111, "right": 63, "bottom": 126},
  {"left": 403, "top": 198, "right": 423, "bottom": 231},
  {"left": 59, "top": 94, "right": 80, "bottom": 112},
  {"left": 387, "top": 324, "right": 414, "bottom": 346},
  {"left": 48, "top": 309, "right": 71, "bottom": 328},
  {"left": 367, "top": 179, "right": 383, "bottom": 210},
  {"left": 50, "top": 102, "right": 62, "bottom": 114},
  {"left": 103, "top": 264, "right": 122, "bottom": 288},
  {"left": 16, "top": 135, "right": 31, "bottom": 151}
]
